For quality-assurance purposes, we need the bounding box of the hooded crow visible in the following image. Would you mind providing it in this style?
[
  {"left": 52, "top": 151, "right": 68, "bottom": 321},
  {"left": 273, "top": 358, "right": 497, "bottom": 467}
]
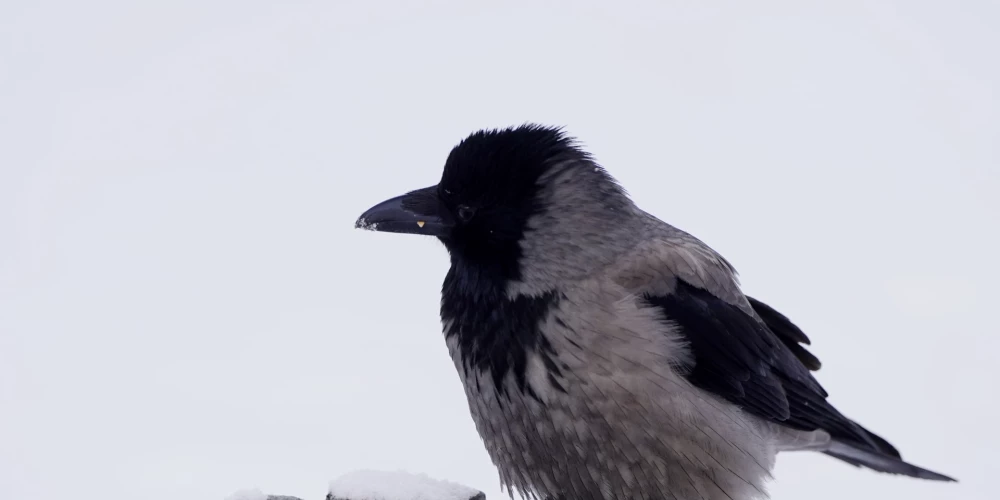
[{"left": 355, "top": 124, "right": 955, "bottom": 500}]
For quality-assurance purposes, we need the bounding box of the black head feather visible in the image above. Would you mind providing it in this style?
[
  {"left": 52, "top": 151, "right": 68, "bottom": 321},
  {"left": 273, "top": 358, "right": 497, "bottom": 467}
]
[{"left": 436, "top": 124, "right": 588, "bottom": 285}]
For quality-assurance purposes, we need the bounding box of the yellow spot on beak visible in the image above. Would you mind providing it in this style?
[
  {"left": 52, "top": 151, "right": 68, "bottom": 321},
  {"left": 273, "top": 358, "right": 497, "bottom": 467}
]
[{"left": 416, "top": 221, "right": 425, "bottom": 228}]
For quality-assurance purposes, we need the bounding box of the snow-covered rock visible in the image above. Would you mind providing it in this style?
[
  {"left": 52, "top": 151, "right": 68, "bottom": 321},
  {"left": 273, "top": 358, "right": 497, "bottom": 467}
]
[
  {"left": 224, "top": 490, "right": 270, "bottom": 500},
  {"left": 327, "top": 470, "right": 485, "bottom": 500},
  {"left": 225, "top": 489, "right": 303, "bottom": 500}
]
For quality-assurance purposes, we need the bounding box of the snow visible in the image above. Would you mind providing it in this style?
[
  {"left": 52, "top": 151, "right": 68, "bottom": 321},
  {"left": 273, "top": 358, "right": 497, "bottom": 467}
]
[
  {"left": 328, "top": 470, "right": 481, "bottom": 500},
  {"left": 355, "top": 217, "right": 379, "bottom": 231},
  {"left": 225, "top": 488, "right": 268, "bottom": 500}
]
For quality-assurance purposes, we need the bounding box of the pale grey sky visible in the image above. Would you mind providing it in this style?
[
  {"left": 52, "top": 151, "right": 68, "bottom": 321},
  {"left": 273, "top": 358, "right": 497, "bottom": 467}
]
[{"left": 1, "top": 1, "right": 997, "bottom": 499}]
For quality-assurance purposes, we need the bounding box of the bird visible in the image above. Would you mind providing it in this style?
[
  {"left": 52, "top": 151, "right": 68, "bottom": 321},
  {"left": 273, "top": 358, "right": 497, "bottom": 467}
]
[{"left": 354, "top": 124, "right": 955, "bottom": 500}]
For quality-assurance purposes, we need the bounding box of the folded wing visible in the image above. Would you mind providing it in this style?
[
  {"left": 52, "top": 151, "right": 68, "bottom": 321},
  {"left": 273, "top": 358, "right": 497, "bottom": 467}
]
[{"left": 618, "top": 233, "right": 953, "bottom": 481}]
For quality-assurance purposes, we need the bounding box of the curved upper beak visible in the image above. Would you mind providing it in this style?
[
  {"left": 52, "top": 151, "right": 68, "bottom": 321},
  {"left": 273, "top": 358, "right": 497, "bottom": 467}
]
[{"left": 355, "top": 185, "right": 454, "bottom": 237}]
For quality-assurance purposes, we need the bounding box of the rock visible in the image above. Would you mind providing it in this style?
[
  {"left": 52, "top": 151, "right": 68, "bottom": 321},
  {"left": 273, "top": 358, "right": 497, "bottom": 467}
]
[
  {"left": 327, "top": 469, "right": 484, "bottom": 500},
  {"left": 228, "top": 470, "right": 483, "bottom": 500}
]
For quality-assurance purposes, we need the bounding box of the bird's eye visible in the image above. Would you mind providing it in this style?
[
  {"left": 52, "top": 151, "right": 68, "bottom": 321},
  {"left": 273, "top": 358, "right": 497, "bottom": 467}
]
[{"left": 457, "top": 205, "right": 476, "bottom": 222}]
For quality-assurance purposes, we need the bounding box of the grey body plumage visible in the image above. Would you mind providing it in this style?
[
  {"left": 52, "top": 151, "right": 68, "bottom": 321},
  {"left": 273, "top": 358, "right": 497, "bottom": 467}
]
[{"left": 356, "top": 125, "right": 954, "bottom": 500}]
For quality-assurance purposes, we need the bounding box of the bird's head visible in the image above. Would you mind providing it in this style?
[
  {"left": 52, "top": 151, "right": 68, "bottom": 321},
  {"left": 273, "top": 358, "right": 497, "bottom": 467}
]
[{"left": 356, "top": 124, "right": 640, "bottom": 292}]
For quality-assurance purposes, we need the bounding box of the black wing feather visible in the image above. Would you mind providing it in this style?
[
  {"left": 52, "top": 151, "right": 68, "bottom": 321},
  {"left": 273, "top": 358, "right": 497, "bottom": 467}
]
[
  {"left": 645, "top": 279, "right": 955, "bottom": 481},
  {"left": 645, "top": 280, "right": 878, "bottom": 447},
  {"left": 747, "top": 296, "right": 822, "bottom": 371}
]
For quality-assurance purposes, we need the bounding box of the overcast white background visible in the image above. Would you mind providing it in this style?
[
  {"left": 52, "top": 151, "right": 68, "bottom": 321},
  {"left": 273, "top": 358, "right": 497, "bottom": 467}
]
[{"left": 1, "top": 1, "right": 997, "bottom": 499}]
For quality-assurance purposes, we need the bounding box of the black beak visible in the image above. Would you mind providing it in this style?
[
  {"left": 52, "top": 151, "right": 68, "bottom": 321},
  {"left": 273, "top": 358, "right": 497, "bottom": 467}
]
[{"left": 355, "top": 185, "right": 454, "bottom": 237}]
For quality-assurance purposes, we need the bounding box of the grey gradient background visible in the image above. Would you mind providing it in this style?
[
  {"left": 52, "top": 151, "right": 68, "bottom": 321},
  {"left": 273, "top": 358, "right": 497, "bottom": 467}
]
[{"left": 1, "top": 1, "right": 997, "bottom": 499}]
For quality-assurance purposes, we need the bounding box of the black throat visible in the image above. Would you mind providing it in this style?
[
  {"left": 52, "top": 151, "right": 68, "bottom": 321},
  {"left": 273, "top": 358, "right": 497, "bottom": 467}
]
[{"left": 440, "top": 256, "right": 563, "bottom": 402}]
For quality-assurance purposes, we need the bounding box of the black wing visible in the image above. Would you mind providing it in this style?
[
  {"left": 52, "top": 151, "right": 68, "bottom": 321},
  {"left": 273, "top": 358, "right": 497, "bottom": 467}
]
[
  {"left": 645, "top": 280, "right": 955, "bottom": 481},
  {"left": 645, "top": 281, "right": 892, "bottom": 448}
]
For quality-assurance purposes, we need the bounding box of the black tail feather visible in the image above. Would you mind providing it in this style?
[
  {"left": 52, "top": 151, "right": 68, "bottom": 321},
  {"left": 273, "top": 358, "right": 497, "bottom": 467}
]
[{"left": 823, "top": 440, "right": 956, "bottom": 482}]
